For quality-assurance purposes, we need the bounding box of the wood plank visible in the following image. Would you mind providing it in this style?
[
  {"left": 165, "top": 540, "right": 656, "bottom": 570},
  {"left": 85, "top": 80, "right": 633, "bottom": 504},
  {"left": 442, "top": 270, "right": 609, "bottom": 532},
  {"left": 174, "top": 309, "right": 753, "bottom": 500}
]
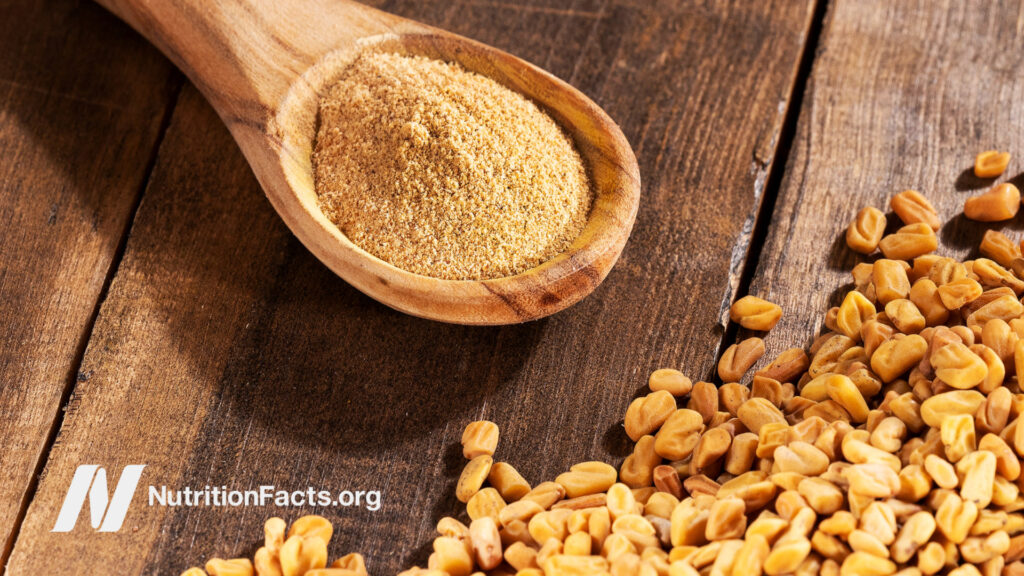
[
  {"left": 743, "top": 0, "right": 1024, "bottom": 375},
  {"left": 0, "top": 0, "right": 178, "bottom": 564},
  {"left": 6, "top": 0, "right": 816, "bottom": 573}
]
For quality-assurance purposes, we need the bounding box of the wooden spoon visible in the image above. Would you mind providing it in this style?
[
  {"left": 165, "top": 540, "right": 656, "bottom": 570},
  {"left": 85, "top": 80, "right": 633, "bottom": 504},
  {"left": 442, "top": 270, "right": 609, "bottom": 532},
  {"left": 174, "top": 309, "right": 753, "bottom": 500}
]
[{"left": 95, "top": 0, "right": 640, "bottom": 325}]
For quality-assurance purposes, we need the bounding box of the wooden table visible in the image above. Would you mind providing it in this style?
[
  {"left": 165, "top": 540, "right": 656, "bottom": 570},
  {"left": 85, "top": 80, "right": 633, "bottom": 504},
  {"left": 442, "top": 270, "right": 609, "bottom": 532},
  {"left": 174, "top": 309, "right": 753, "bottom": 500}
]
[{"left": 1, "top": 0, "right": 1021, "bottom": 573}]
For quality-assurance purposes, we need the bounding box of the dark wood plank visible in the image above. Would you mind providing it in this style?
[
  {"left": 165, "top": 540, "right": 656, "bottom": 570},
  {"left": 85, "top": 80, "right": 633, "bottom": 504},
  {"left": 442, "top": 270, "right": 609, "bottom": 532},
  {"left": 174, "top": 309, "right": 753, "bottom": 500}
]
[
  {"left": 744, "top": 0, "right": 1024, "bottom": 375},
  {"left": 0, "top": 0, "right": 178, "bottom": 564},
  {"left": 7, "top": 0, "right": 816, "bottom": 573}
]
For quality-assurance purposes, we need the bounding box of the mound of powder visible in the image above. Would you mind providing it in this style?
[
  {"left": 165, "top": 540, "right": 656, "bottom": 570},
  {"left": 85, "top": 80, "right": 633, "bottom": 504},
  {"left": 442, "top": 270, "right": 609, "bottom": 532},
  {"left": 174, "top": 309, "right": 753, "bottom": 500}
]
[{"left": 312, "top": 52, "right": 593, "bottom": 281}]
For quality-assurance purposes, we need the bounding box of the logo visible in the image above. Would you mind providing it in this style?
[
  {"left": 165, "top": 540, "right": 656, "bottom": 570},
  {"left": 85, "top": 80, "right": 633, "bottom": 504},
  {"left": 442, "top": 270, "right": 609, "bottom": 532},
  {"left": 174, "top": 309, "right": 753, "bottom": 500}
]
[{"left": 52, "top": 465, "right": 146, "bottom": 532}]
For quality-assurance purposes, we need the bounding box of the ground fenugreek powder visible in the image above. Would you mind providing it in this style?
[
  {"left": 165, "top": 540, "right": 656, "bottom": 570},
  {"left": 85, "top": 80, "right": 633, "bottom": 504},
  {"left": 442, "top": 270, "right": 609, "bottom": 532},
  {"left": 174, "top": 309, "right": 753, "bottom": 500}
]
[{"left": 312, "top": 52, "right": 593, "bottom": 281}]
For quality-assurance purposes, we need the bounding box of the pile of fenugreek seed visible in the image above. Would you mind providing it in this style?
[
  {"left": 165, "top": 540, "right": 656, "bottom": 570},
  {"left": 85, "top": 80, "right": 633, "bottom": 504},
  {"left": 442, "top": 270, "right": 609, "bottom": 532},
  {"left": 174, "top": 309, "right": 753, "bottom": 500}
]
[{"left": 184, "top": 150, "right": 1024, "bottom": 576}]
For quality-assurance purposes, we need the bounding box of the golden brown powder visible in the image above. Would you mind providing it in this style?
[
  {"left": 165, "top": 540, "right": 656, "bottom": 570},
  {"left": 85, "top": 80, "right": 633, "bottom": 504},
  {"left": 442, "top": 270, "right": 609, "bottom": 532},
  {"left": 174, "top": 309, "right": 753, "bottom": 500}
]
[{"left": 312, "top": 52, "right": 593, "bottom": 280}]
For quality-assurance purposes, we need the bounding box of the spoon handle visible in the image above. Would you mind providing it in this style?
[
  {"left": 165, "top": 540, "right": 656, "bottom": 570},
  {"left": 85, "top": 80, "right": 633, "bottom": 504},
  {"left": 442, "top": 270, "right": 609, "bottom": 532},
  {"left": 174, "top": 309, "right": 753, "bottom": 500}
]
[{"left": 93, "top": 0, "right": 407, "bottom": 124}]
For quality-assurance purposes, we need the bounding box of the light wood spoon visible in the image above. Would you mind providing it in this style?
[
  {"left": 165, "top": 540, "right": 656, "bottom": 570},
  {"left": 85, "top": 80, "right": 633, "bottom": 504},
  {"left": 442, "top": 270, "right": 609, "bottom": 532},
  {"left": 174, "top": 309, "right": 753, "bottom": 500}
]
[{"left": 95, "top": 0, "right": 640, "bottom": 325}]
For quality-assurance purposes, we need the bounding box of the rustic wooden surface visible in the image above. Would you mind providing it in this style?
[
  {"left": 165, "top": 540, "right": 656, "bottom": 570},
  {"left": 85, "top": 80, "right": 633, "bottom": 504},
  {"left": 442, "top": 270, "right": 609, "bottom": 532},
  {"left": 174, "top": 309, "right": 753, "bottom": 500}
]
[
  {"left": 745, "top": 0, "right": 1024, "bottom": 377},
  {"left": 2, "top": 0, "right": 821, "bottom": 573},
  {"left": 0, "top": 0, "right": 179, "bottom": 565}
]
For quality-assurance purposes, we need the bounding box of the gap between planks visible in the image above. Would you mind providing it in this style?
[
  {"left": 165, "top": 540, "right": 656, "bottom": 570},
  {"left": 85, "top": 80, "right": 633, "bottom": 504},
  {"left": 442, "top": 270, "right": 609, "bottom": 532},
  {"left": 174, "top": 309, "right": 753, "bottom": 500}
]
[
  {"left": 712, "top": 0, "right": 831, "bottom": 376},
  {"left": 0, "top": 79, "right": 185, "bottom": 576}
]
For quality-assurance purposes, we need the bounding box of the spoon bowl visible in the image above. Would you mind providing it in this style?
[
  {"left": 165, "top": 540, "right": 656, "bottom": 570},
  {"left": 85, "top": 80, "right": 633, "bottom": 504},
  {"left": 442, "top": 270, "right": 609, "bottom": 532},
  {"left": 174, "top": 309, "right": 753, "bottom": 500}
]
[{"left": 96, "top": 0, "right": 640, "bottom": 324}]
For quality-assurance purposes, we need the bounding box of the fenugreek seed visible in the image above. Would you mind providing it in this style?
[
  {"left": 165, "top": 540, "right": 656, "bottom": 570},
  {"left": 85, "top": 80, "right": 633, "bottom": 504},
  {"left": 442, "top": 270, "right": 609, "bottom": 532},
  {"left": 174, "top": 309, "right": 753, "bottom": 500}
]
[
  {"left": 467, "top": 517, "right": 502, "bottom": 570},
  {"left": 919, "top": 390, "right": 985, "bottom": 428},
  {"left": 738, "top": 398, "right": 786, "bottom": 434},
  {"left": 692, "top": 427, "right": 732, "bottom": 472},
  {"left": 965, "top": 183, "right": 1021, "bottom": 222},
  {"left": 775, "top": 441, "right": 829, "bottom": 476},
  {"left": 456, "top": 455, "right": 493, "bottom": 503},
  {"left": 555, "top": 462, "right": 617, "bottom": 499},
  {"left": 840, "top": 552, "right": 896, "bottom": 576},
  {"left": 958, "top": 450, "right": 996, "bottom": 508},
  {"left": 798, "top": 477, "right": 843, "bottom": 515},
  {"left": 975, "top": 150, "right": 1011, "bottom": 178},
  {"left": 467, "top": 487, "right": 505, "bottom": 524},
  {"left": 870, "top": 334, "right": 927, "bottom": 383},
  {"left": 757, "top": 348, "right": 810, "bottom": 383},
  {"left": 884, "top": 298, "right": 925, "bottom": 334},
  {"left": 730, "top": 296, "right": 783, "bottom": 332},
  {"left": 935, "top": 493, "right": 977, "bottom": 544},
  {"left": 825, "top": 373, "right": 870, "bottom": 423},
  {"left": 980, "top": 229, "right": 1021, "bottom": 267},
  {"left": 890, "top": 511, "right": 935, "bottom": 564},
  {"left": 625, "top": 390, "right": 677, "bottom": 441},
  {"left": 487, "top": 462, "right": 530, "bottom": 502},
  {"left": 499, "top": 499, "right": 544, "bottom": 527},
  {"left": 936, "top": 277, "right": 984, "bottom": 310},
  {"left": 844, "top": 463, "right": 899, "bottom": 498},
  {"left": 461, "top": 421, "right": 499, "bottom": 459},
  {"left": 837, "top": 291, "right": 876, "bottom": 340},
  {"left": 607, "top": 483, "right": 637, "bottom": 521},
  {"left": 503, "top": 541, "right": 538, "bottom": 571},
  {"left": 930, "top": 342, "right": 987, "bottom": 390},
  {"left": 870, "top": 416, "right": 907, "bottom": 453},
  {"left": 718, "top": 338, "right": 766, "bottom": 382},
  {"left": 654, "top": 409, "right": 703, "bottom": 460},
  {"left": 923, "top": 454, "right": 958, "bottom": 489},
  {"left": 763, "top": 537, "right": 811, "bottom": 575},
  {"left": 909, "top": 279, "right": 949, "bottom": 327},
  {"left": 620, "top": 435, "right": 661, "bottom": 488},
  {"left": 874, "top": 260, "right": 912, "bottom": 305},
  {"left": 688, "top": 380, "right": 719, "bottom": 423},
  {"left": 204, "top": 559, "right": 253, "bottom": 576},
  {"left": 939, "top": 413, "right": 975, "bottom": 462},
  {"left": 280, "top": 535, "right": 328, "bottom": 576},
  {"left": 891, "top": 190, "right": 941, "bottom": 230},
  {"left": 725, "top": 432, "right": 758, "bottom": 476},
  {"left": 648, "top": 368, "right": 692, "bottom": 396},
  {"left": 879, "top": 223, "right": 938, "bottom": 260},
  {"left": 847, "top": 206, "right": 887, "bottom": 254},
  {"left": 979, "top": 433, "right": 1020, "bottom": 480},
  {"left": 520, "top": 481, "right": 565, "bottom": 510},
  {"left": 652, "top": 465, "right": 683, "bottom": 500},
  {"left": 705, "top": 498, "right": 746, "bottom": 541}
]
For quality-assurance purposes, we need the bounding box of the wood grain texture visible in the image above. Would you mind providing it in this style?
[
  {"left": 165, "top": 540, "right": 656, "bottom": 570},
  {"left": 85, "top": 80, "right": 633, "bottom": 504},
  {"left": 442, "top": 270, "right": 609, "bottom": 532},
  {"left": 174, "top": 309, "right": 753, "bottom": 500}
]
[
  {"left": 741, "top": 0, "right": 1024, "bottom": 378},
  {"left": 0, "top": 0, "right": 178, "bottom": 564},
  {"left": 6, "top": 0, "right": 815, "bottom": 573},
  {"left": 93, "top": 0, "right": 641, "bottom": 325}
]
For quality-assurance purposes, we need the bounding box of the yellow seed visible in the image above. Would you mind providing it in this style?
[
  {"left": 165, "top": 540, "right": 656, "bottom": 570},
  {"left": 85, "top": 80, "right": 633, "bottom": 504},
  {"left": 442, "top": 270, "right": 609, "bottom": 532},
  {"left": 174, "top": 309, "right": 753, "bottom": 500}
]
[
  {"left": 555, "top": 461, "right": 617, "bottom": 498},
  {"left": 891, "top": 190, "right": 941, "bottom": 230},
  {"left": 730, "top": 296, "right": 783, "bottom": 331},
  {"left": 488, "top": 462, "right": 530, "bottom": 501},
  {"left": 837, "top": 291, "right": 877, "bottom": 340},
  {"left": 937, "top": 277, "right": 983, "bottom": 309},
  {"left": 461, "top": 420, "right": 499, "bottom": 459},
  {"left": 939, "top": 413, "right": 975, "bottom": 462},
  {"left": 879, "top": 223, "right": 938, "bottom": 260},
  {"left": 825, "top": 373, "right": 870, "bottom": 423},
  {"left": 467, "top": 487, "right": 506, "bottom": 523},
  {"left": 654, "top": 409, "right": 704, "bottom": 460},
  {"left": 649, "top": 369, "right": 693, "bottom": 396},
  {"left": 705, "top": 497, "right": 746, "bottom": 541},
  {"left": 980, "top": 229, "right": 1020, "bottom": 267},
  {"left": 204, "top": 559, "right": 253, "bottom": 576},
  {"left": 468, "top": 517, "right": 502, "bottom": 570},
  {"left": 625, "top": 390, "right": 678, "bottom": 441},
  {"left": 456, "top": 455, "right": 493, "bottom": 503},
  {"left": 718, "top": 338, "right": 766, "bottom": 382},
  {"left": 279, "top": 535, "right": 328, "bottom": 576},
  {"left": 965, "top": 182, "right": 1021, "bottom": 222},
  {"left": 847, "top": 206, "right": 887, "bottom": 254},
  {"left": 975, "top": 150, "right": 1011, "bottom": 178},
  {"left": 870, "top": 334, "right": 927, "bottom": 383},
  {"left": 621, "top": 435, "right": 661, "bottom": 488},
  {"left": 890, "top": 512, "right": 935, "bottom": 564}
]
